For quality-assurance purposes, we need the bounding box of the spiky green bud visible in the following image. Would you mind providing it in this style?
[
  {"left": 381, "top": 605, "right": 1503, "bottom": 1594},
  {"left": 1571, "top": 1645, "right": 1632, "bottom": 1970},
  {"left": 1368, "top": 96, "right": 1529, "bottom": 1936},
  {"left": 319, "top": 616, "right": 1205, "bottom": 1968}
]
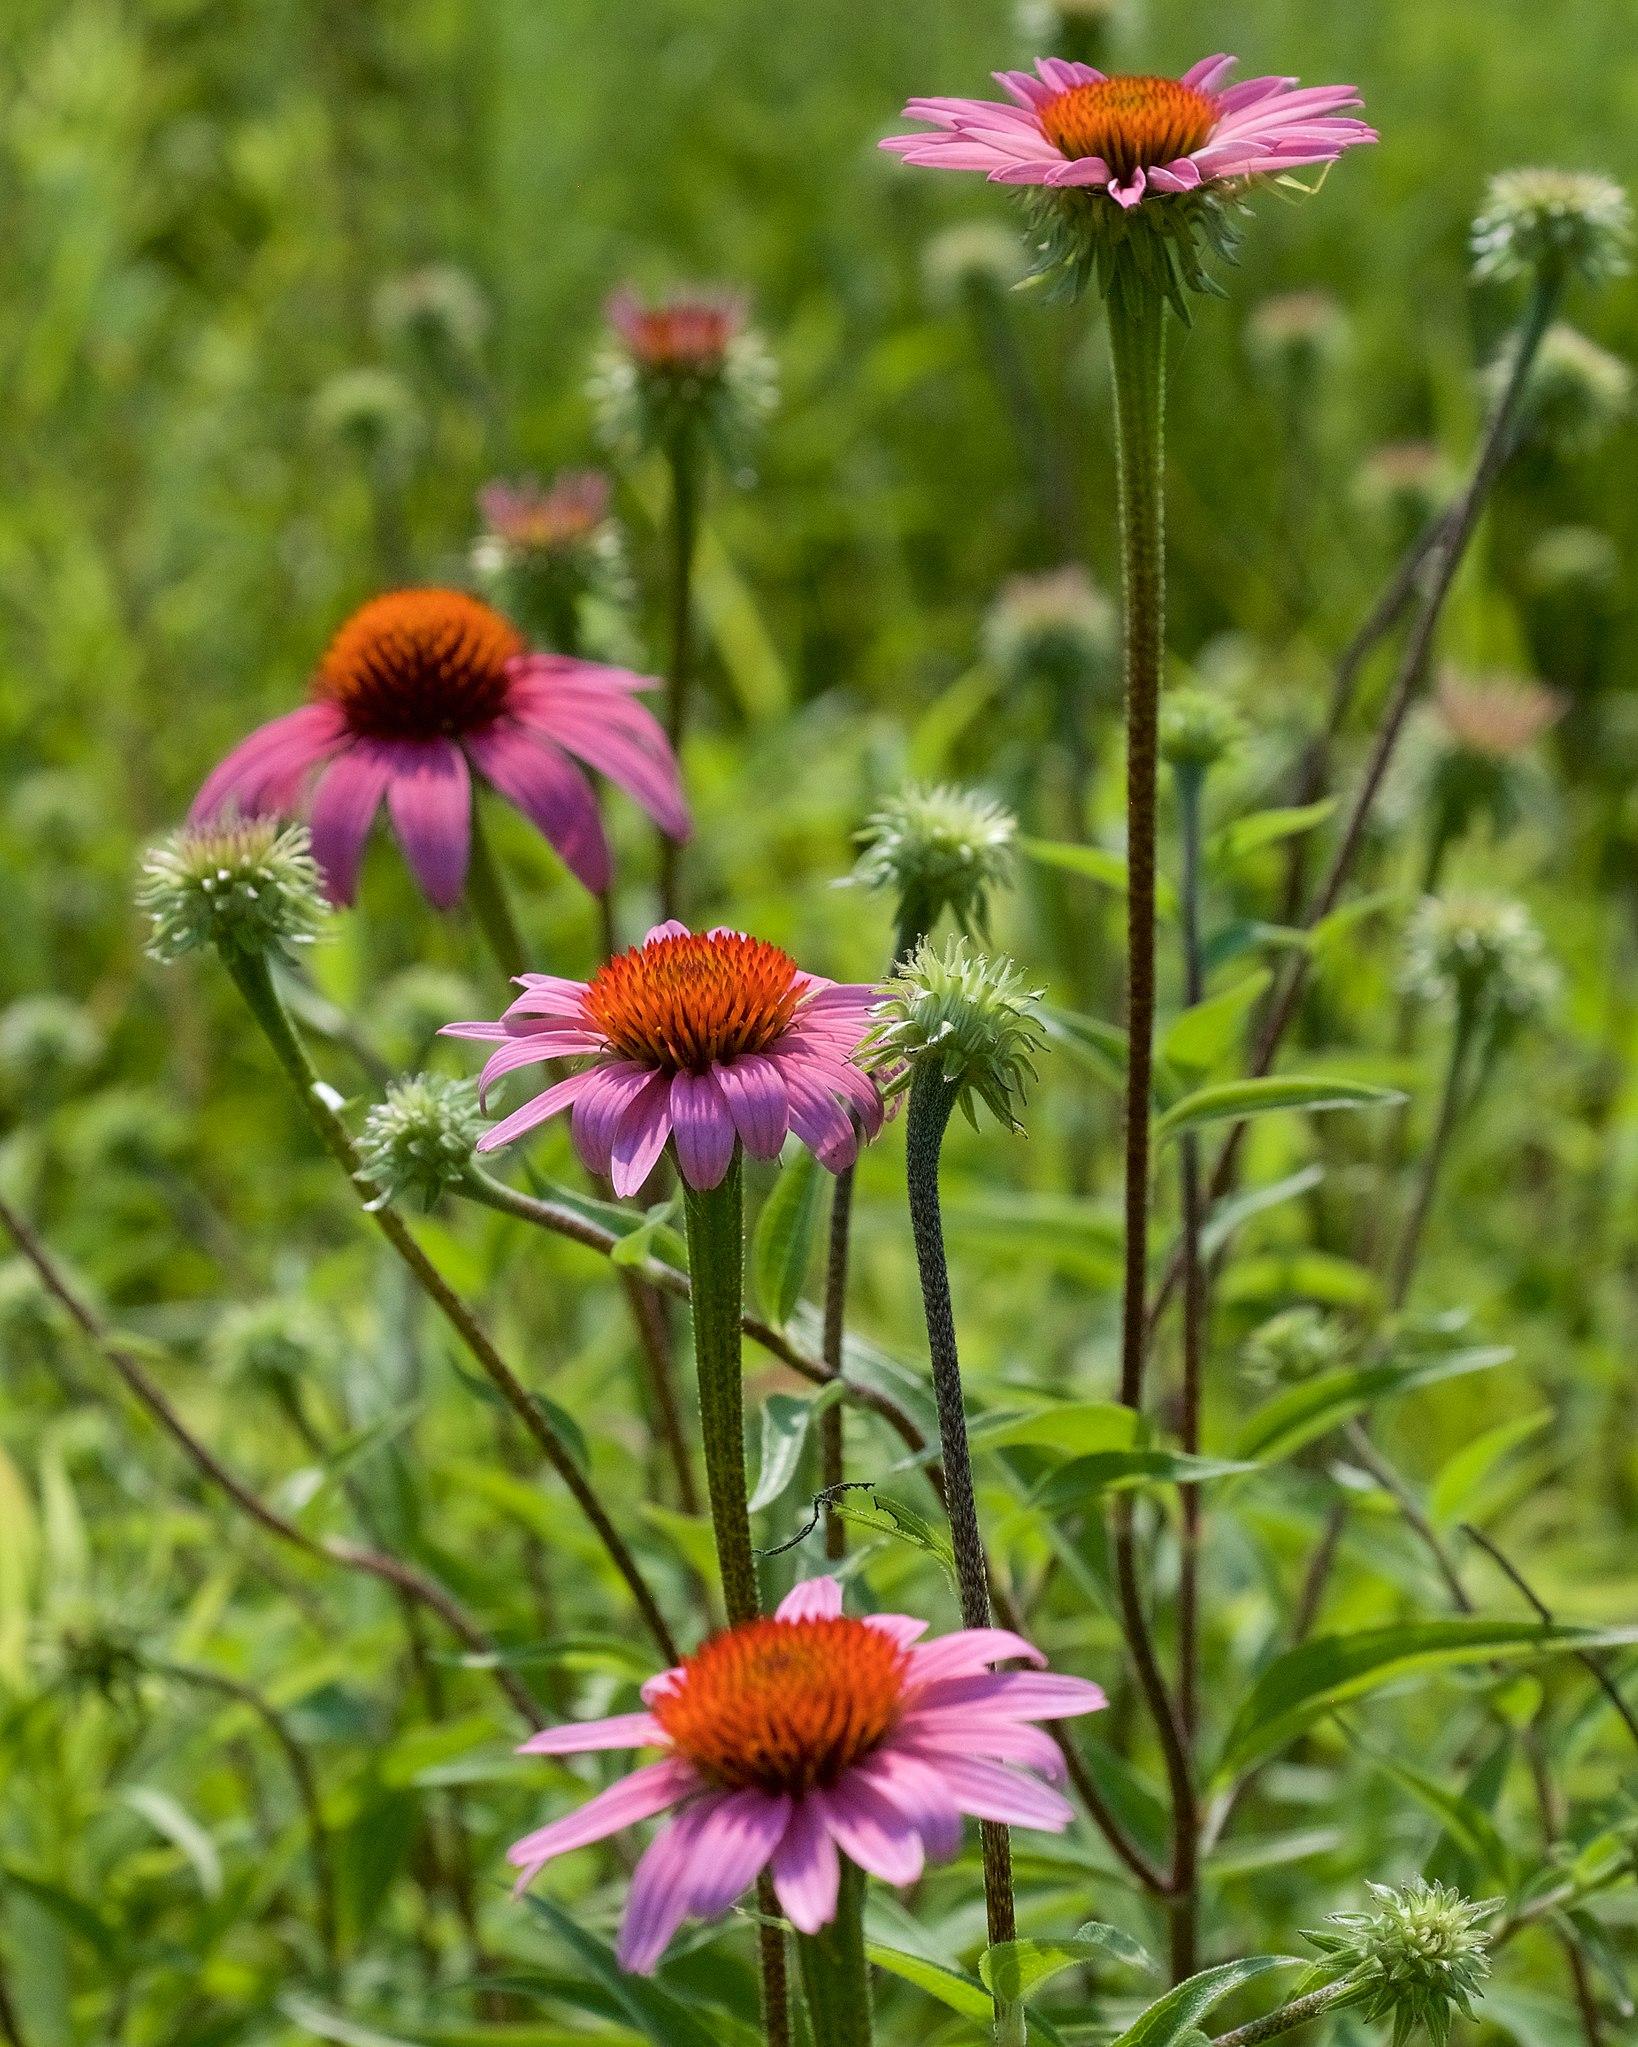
[
  {"left": 1472, "top": 168, "right": 1631, "bottom": 287},
  {"left": 1400, "top": 894, "right": 1559, "bottom": 1023},
  {"left": 373, "top": 264, "right": 489, "bottom": 375},
  {"left": 1498, "top": 321, "right": 1632, "bottom": 454},
  {"left": 1306, "top": 1880, "right": 1496, "bottom": 2047},
  {"left": 592, "top": 288, "right": 776, "bottom": 469},
  {"left": 985, "top": 566, "right": 1118, "bottom": 703},
  {"left": 139, "top": 819, "right": 327, "bottom": 966},
  {"left": 211, "top": 1297, "right": 337, "bottom": 1390},
  {"left": 311, "top": 366, "right": 421, "bottom": 467},
  {"left": 869, "top": 938, "right": 1044, "bottom": 1132},
  {"left": 1160, "top": 687, "right": 1246, "bottom": 774},
  {"left": 1241, "top": 1306, "right": 1352, "bottom": 1389},
  {"left": 358, "top": 1075, "right": 484, "bottom": 1209},
  {"left": 850, "top": 784, "right": 1017, "bottom": 943}
]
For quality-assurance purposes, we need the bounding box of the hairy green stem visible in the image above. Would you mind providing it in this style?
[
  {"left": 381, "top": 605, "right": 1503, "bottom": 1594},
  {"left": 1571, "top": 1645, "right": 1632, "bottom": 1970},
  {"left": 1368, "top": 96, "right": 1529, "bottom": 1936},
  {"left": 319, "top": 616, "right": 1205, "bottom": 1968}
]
[
  {"left": 1389, "top": 998, "right": 1478, "bottom": 1309},
  {"left": 903, "top": 1066, "right": 1018, "bottom": 2030},
  {"left": 1210, "top": 1981, "right": 1350, "bottom": 2047},
  {"left": 222, "top": 949, "right": 679, "bottom": 1663},
  {"left": 660, "top": 428, "right": 702, "bottom": 918},
  {"left": 796, "top": 1859, "right": 874, "bottom": 2047}
]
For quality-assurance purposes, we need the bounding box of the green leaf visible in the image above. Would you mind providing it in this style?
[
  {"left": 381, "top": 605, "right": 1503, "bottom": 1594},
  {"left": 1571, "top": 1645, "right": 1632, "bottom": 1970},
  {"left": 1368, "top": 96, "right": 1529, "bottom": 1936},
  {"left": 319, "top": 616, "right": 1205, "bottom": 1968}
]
[
  {"left": 1020, "top": 836, "right": 1177, "bottom": 916},
  {"left": 983, "top": 1923, "right": 1155, "bottom": 2002},
  {"left": 1041, "top": 1005, "right": 1129, "bottom": 1090},
  {"left": 1430, "top": 1408, "right": 1553, "bottom": 1526},
  {"left": 523, "top": 1893, "right": 756, "bottom": 2047},
  {"left": 831, "top": 1491, "right": 957, "bottom": 1587},
  {"left": 1357, "top": 1741, "right": 1513, "bottom": 1885},
  {"left": 120, "top": 1785, "right": 222, "bottom": 1899},
  {"left": 1232, "top": 1346, "right": 1510, "bottom": 1463},
  {"left": 748, "top": 1382, "right": 844, "bottom": 1513},
  {"left": 1108, "top": 1955, "right": 1301, "bottom": 2046},
  {"left": 1153, "top": 1075, "right": 1405, "bottom": 1144},
  {"left": 1207, "top": 800, "right": 1336, "bottom": 866},
  {"left": 751, "top": 1147, "right": 825, "bottom": 1327},
  {"left": 1031, "top": 1450, "right": 1260, "bottom": 1512},
  {"left": 1217, "top": 1619, "right": 1638, "bottom": 1778},
  {"left": 864, "top": 1940, "right": 993, "bottom": 2020},
  {"left": 968, "top": 1399, "right": 1141, "bottom": 1459},
  {"left": 1200, "top": 1165, "right": 1324, "bottom": 1260},
  {"left": 1161, "top": 973, "right": 1271, "bottom": 1075}
]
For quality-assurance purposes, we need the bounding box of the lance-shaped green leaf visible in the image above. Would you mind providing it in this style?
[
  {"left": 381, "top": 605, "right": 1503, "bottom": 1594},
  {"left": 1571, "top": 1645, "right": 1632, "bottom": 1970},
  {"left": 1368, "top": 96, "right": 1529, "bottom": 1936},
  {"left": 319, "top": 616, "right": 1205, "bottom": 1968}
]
[
  {"left": 982, "top": 1923, "right": 1155, "bottom": 2004},
  {"left": 1154, "top": 1075, "right": 1405, "bottom": 1144},
  {"left": 1031, "top": 1448, "right": 1260, "bottom": 1512},
  {"left": 1020, "top": 836, "right": 1178, "bottom": 916},
  {"left": 751, "top": 1146, "right": 825, "bottom": 1327},
  {"left": 1207, "top": 799, "right": 1336, "bottom": 865},
  {"left": 523, "top": 1893, "right": 757, "bottom": 2047},
  {"left": 1233, "top": 1345, "right": 1510, "bottom": 1463},
  {"left": 1107, "top": 1955, "right": 1303, "bottom": 2046},
  {"left": 1160, "top": 971, "right": 1271, "bottom": 1075},
  {"left": 748, "top": 1382, "right": 845, "bottom": 1512}
]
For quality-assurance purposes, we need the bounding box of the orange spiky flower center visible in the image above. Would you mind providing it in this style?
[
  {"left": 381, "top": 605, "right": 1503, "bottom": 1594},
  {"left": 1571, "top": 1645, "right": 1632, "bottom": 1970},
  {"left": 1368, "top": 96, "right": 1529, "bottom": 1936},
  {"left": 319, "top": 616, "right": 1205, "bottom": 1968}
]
[
  {"left": 315, "top": 589, "right": 524, "bottom": 741},
  {"left": 585, "top": 931, "right": 804, "bottom": 1073},
  {"left": 652, "top": 1616, "right": 910, "bottom": 1793},
  {"left": 1039, "top": 74, "right": 1218, "bottom": 177}
]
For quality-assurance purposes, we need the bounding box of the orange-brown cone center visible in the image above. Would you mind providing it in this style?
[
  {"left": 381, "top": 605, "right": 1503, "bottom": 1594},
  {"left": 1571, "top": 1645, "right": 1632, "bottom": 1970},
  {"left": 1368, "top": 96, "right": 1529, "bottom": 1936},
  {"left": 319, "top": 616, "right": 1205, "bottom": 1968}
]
[
  {"left": 585, "top": 931, "right": 803, "bottom": 1073},
  {"left": 653, "top": 1616, "right": 909, "bottom": 1793},
  {"left": 1039, "top": 74, "right": 1217, "bottom": 178},
  {"left": 315, "top": 588, "right": 524, "bottom": 741}
]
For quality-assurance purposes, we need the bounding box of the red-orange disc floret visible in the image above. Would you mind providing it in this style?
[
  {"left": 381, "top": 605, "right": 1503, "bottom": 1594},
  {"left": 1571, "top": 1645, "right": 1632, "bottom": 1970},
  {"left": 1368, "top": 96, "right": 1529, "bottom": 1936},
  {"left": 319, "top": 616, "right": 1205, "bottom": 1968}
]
[
  {"left": 315, "top": 588, "right": 524, "bottom": 741},
  {"left": 1040, "top": 74, "right": 1218, "bottom": 177},
  {"left": 625, "top": 303, "right": 738, "bottom": 372},
  {"left": 653, "top": 1616, "right": 910, "bottom": 1794},
  {"left": 585, "top": 931, "right": 805, "bottom": 1073}
]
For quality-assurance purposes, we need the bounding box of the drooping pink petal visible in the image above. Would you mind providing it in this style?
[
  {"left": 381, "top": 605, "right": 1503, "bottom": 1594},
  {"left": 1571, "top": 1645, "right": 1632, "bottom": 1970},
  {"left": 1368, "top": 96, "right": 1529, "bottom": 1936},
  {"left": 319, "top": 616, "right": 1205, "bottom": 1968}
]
[
  {"left": 714, "top": 1054, "right": 790, "bottom": 1161},
  {"left": 669, "top": 1789, "right": 790, "bottom": 1921},
  {"left": 475, "top": 1030, "right": 602, "bottom": 1108},
  {"left": 776, "top": 1577, "right": 844, "bottom": 1623},
  {"left": 519, "top": 698, "right": 690, "bottom": 841},
  {"left": 1109, "top": 167, "right": 1149, "bottom": 208},
  {"left": 908, "top": 1669, "right": 1109, "bottom": 1720},
  {"left": 904, "top": 1629, "right": 1047, "bottom": 1688},
  {"left": 770, "top": 1797, "right": 840, "bottom": 1934},
  {"left": 571, "top": 1062, "right": 659, "bottom": 1177},
  {"left": 476, "top": 1067, "right": 599, "bottom": 1154},
  {"left": 615, "top": 1800, "right": 721, "bottom": 1974},
  {"left": 853, "top": 1751, "right": 964, "bottom": 1862},
  {"left": 383, "top": 738, "right": 471, "bottom": 908},
  {"left": 517, "top": 1711, "right": 667, "bottom": 1757},
  {"left": 609, "top": 1070, "right": 675, "bottom": 1197},
  {"left": 306, "top": 745, "right": 395, "bottom": 905},
  {"left": 507, "top": 1756, "right": 698, "bottom": 1890},
  {"left": 936, "top": 1755, "right": 1075, "bottom": 1830},
  {"left": 815, "top": 1775, "right": 925, "bottom": 1886},
  {"left": 898, "top": 1714, "right": 1069, "bottom": 1782},
  {"left": 464, "top": 721, "right": 611, "bottom": 893},
  {"left": 669, "top": 1068, "right": 737, "bottom": 1190},
  {"left": 190, "top": 703, "right": 347, "bottom": 823}
]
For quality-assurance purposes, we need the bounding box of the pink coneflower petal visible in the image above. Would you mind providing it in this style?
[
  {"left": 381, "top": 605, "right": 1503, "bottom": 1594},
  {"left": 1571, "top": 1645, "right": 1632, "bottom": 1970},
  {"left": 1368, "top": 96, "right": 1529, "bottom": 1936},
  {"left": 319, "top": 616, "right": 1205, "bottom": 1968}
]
[
  {"left": 307, "top": 747, "right": 395, "bottom": 905},
  {"left": 384, "top": 738, "right": 471, "bottom": 909},
  {"left": 1181, "top": 52, "right": 1237, "bottom": 92},
  {"left": 713, "top": 1053, "right": 790, "bottom": 1161},
  {"left": 775, "top": 1577, "right": 845, "bottom": 1623},
  {"left": 475, "top": 1030, "right": 604, "bottom": 1106},
  {"left": 770, "top": 1798, "right": 841, "bottom": 1934},
  {"left": 862, "top": 1613, "right": 930, "bottom": 1650},
  {"left": 609, "top": 1071, "right": 675, "bottom": 1197},
  {"left": 190, "top": 703, "right": 347, "bottom": 823},
  {"left": 936, "top": 1756, "right": 1075, "bottom": 1830},
  {"left": 815, "top": 1776, "right": 925, "bottom": 1886},
  {"left": 911, "top": 1669, "right": 1110, "bottom": 1719},
  {"left": 571, "top": 1061, "right": 660, "bottom": 1178},
  {"left": 464, "top": 721, "right": 612, "bottom": 893},
  {"left": 517, "top": 1711, "right": 666, "bottom": 1757},
  {"left": 476, "top": 1068, "right": 600, "bottom": 1154},
  {"left": 507, "top": 1756, "right": 697, "bottom": 1885},
  {"left": 904, "top": 1628, "right": 1047, "bottom": 1686},
  {"left": 669, "top": 1068, "right": 737, "bottom": 1190}
]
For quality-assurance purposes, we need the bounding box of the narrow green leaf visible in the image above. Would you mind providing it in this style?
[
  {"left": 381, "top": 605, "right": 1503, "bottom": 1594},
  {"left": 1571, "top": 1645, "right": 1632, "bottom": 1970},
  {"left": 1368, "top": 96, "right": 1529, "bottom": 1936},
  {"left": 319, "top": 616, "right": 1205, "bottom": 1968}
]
[
  {"left": 1154, "top": 1076, "right": 1404, "bottom": 1144},
  {"left": 748, "top": 1382, "right": 844, "bottom": 1513},
  {"left": 983, "top": 1923, "right": 1155, "bottom": 2002},
  {"left": 120, "top": 1785, "right": 222, "bottom": 1899},
  {"left": 1207, "top": 799, "right": 1336, "bottom": 866},
  {"left": 1160, "top": 972, "right": 1271, "bottom": 1075},
  {"left": 751, "top": 1147, "right": 825, "bottom": 1327},
  {"left": 1200, "top": 1164, "right": 1324, "bottom": 1260},
  {"left": 1108, "top": 1955, "right": 1301, "bottom": 2046},
  {"left": 865, "top": 1940, "right": 993, "bottom": 2020},
  {"left": 1430, "top": 1409, "right": 1553, "bottom": 1526},
  {"left": 1031, "top": 1450, "right": 1259, "bottom": 1512},
  {"left": 1041, "top": 1005, "right": 1129, "bottom": 1089},
  {"left": 1217, "top": 1620, "right": 1638, "bottom": 1778},
  {"left": 523, "top": 1893, "right": 756, "bottom": 2047},
  {"left": 1020, "top": 836, "right": 1177, "bottom": 916},
  {"left": 969, "top": 1400, "right": 1141, "bottom": 1458},
  {"left": 1233, "top": 1346, "right": 1510, "bottom": 1463},
  {"left": 831, "top": 1491, "right": 957, "bottom": 1587}
]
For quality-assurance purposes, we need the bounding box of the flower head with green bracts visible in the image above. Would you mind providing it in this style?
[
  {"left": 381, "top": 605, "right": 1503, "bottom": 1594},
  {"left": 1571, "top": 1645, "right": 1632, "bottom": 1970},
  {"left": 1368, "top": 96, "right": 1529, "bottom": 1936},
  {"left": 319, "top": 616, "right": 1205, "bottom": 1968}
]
[
  {"left": 1160, "top": 686, "right": 1245, "bottom": 774},
  {"left": 1400, "top": 893, "right": 1559, "bottom": 1024},
  {"left": 359, "top": 1075, "right": 486, "bottom": 1211},
  {"left": 849, "top": 783, "right": 1018, "bottom": 942},
  {"left": 1306, "top": 1880, "right": 1496, "bottom": 2047},
  {"left": 593, "top": 287, "right": 777, "bottom": 465},
  {"left": 1241, "top": 1304, "right": 1352, "bottom": 1388},
  {"left": 139, "top": 818, "right": 328, "bottom": 966},
  {"left": 373, "top": 263, "right": 489, "bottom": 377},
  {"left": 985, "top": 565, "right": 1118, "bottom": 700},
  {"left": 1471, "top": 168, "right": 1631, "bottom": 287},
  {"left": 869, "top": 938, "right": 1044, "bottom": 1131}
]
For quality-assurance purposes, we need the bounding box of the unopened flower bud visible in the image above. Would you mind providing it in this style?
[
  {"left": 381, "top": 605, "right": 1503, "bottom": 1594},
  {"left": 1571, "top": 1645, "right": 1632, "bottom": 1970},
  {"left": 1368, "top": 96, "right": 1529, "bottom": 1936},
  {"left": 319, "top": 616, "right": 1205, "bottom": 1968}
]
[
  {"left": 1245, "top": 289, "right": 1347, "bottom": 385},
  {"left": 312, "top": 367, "right": 421, "bottom": 469},
  {"left": 359, "top": 1075, "right": 484, "bottom": 1209},
  {"left": 922, "top": 220, "right": 1028, "bottom": 307},
  {"left": 592, "top": 286, "right": 776, "bottom": 466},
  {"left": 1306, "top": 1879, "right": 1495, "bottom": 2047},
  {"left": 1401, "top": 893, "right": 1558, "bottom": 1024},
  {"left": 985, "top": 566, "right": 1118, "bottom": 703},
  {"left": 1014, "top": 0, "right": 1124, "bottom": 72},
  {"left": 212, "top": 1297, "right": 337, "bottom": 1390},
  {"left": 0, "top": 996, "right": 102, "bottom": 1098},
  {"left": 1497, "top": 321, "right": 1631, "bottom": 454},
  {"left": 472, "top": 470, "right": 632, "bottom": 650},
  {"left": 139, "top": 818, "right": 328, "bottom": 965},
  {"left": 1160, "top": 687, "right": 1245, "bottom": 774},
  {"left": 373, "top": 264, "right": 489, "bottom": 376},
  {"left": 1471, "top": 167, "right": 1631, "bottom": 287},
  {"left": 850, "top": 783, "right": 1017, "bottom": 944},
  {"left": 1242, "top": 1306, "right": 1351, "bottom": 1388},
  {"left": 869, "top": 938, "right": 1044, "bottom": 1132}
]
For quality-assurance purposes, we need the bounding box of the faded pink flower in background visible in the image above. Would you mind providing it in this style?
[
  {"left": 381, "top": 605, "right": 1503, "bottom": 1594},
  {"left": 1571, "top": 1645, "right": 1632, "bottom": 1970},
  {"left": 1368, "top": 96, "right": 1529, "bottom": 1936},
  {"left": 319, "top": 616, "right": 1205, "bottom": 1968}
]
[
  {"left": 507, "top": 1574, "right": 1106, "bottom": 1972},
  {"left": 191, "top": 587, "right": 688, "bottom": 908},
  {"left": 882, "top": 55, "right": 1374, "bottom": 211},
  {"left": 445, "top": 922, "right": 883, "bottom": 1191}
]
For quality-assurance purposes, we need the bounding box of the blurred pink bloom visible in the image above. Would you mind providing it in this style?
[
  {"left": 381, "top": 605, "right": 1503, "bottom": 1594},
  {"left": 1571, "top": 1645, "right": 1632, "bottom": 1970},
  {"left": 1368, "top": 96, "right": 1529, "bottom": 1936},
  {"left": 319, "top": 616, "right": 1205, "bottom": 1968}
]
[
  {"left": 190, "top": 587, "right": 688, "bottom": 908},
  {"left": 477, "top": 471, "right": 613, "bottom": 552},
  {"left": 607, "top": 286, "right": 746, "bottom": 373},
  {"left": 507, "top": 1574, "right": 1107, "bottom": 1972},
  {"left": 882, "top": 55, "right": 1374, "bottom": 210},
  {"left": 445, "top": 923, "right": 883, "bottom": 1192}
]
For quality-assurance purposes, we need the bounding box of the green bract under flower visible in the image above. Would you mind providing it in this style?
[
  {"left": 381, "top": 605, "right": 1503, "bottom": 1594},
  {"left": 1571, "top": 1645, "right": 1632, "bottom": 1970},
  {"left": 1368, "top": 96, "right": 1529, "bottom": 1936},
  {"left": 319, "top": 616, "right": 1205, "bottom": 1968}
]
[
  {"left": 359, "top": 1075, "right": 485, "bottom": 1210},
  {"left": 139, "top": 819, "right": 328, "bottom": 965},
  {"left": 868, "top": 938, "right": 1044, "bottom": 1130},
  {"left": 850, "top": 783, "right": 1017, "bottom": 941},
  {"left": 1471, "top": 167, "right": 1632, "bottom": 287},
  {"left": 1160, "top": 686, "right": 1245, "bottom": 773},
  {"left": 1400, "top": 893, "right": 1559, "bottom": 1022},
  {"left": 1307, "top": 1880, "right": 1496, "bottom": 2047}
]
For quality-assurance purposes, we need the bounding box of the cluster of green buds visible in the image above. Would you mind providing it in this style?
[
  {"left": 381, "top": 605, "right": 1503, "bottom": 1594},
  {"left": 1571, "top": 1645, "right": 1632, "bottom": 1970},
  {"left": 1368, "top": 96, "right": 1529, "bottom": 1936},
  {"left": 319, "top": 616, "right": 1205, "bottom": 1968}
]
[
  {"left": 985, "top": 565, "right": 1118, "bottom": 706},
  {"left": 1244, "top": 288, "right": 1348, "bottom": 389},
  {"left": 211, "top": 1296, "right": 338, "bottom": 1393},
  {"left": 471, "top": 471, "right": 633, "bottom": 654},
  {"left": 1307, "top": 1880, "right": 1496, "bottom": 2047},
  {"left": 1014, "top": 0, "right": 1124, "bottom": 71},
  {"left": 1240, "top": 1305, "right": 1353, "bottom": 1389},
  {"left": 372, "top": 263, "right": 490, "bottom": 383},
  {"left": 869, "top": 937, "right": 1044, "bottom": 1131},
  {"left": 358, "top": 1074, "right": 485, "bottom": 1210},
  {"left": 1160, "top": 685, "right": 1246, "bottom": 777},
  {"left": 1471, "top": 167, "right": 1632, "bottom": 288},
  {"left": 1500, "top": 321, "right": 1631, "bottom": 456},
  {"left": 592, "top": 285, "right": 777, "bottom": 468},
  {"left": 139, "top": 818, "right": 328, "bottom": 967},
  {"left": 0, "top": 994, "right": 103, "bottom": 1100},
  {"left": 849, "top": 783, "right": 1017, "bottom": 947},
  {"left": 1400, "top": 892, "right": 1559, "bottom": 1026}
]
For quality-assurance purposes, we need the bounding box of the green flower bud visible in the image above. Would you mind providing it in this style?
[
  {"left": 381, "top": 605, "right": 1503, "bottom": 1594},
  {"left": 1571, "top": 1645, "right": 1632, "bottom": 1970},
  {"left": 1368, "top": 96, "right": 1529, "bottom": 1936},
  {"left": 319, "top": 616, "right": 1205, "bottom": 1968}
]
[
  {"left": 471, "top": 471, "right": 634, "bottom": 651},
  {"left": 312, "top": 366, "right": 421, "bottom": 469},
  {"left": 1401, "top": 893, "right": 1559, "bottom": 1023},
  {"left": 51, "top": 1619, "right": 147, "bottom": 1704},
  {"left": 373, "top": 264, "right": 489, "bottom": 377},
  {"left": 985, "top": 566, "right": 1118, "bottom": 703},
  {"left": 1244, "top": 289, "right": 1347, "bottom": 384},
  {"left": 1160, "top": 687, "right": 1245, "bottom": 774},
  {"left": 922, "top": 220, "right": 1028, "bottom": 307},
  {"left": 212, "top": 1296, "right": 337, "bottom": 1391},
  {"left": 1492, "top": 321, "right": 1631, "bottom": 459},
  {"left": 139, "top": 819, "right": 328, "bottom": 966},
  {"left": 1015, "top": 0, "right": 1124, "bottom": 76},
  {"left": 1241, "top": 1306, "right": 1352, "bottom": 1389},
  {"left": 1355, "top": 441, "right": 1456, "bottom": 539},
  {"left": 0, "top": 996, "right": 102, "bottom": 1098},
  {"left": 850, "top": 783, "right": 1017, "bottom": 943},
  {"left": 592, "top": 287, "right": 777, "bottom": 469},
  {"left": 869, "top": 938, "right": 1044, "bottom": 1132},
  {"left": 358, "top": 1075, "right": 484, "bottom": 1209},
  {"left": 1471, "top": 168, "right": 1631, "bottom": 287},
  {"left": 1306, "top": 1879, "right": 1496, "bottom": 2047}
]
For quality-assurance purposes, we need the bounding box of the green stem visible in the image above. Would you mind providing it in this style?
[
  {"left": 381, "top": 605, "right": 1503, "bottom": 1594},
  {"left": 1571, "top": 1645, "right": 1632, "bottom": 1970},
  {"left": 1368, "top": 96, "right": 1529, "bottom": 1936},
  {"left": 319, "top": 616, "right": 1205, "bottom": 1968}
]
[
  {"left": 796, "top": 1860, "right": 874, "bottom": 2047},
  {"left": 1209, "top": 1981, "right": 1351, "bottom": 2047},
  {"left": 221, "top": 948, "right": 679, "bottom": 1663},
  {"left": 466, "top": 799, "right": 529, "bottom": 982},
  {"left": 660, "top": 428, "right": 702, "bottom": 919},
  {"left": 903, "top": 1065, "right": 1018, "bottom": 2029},
  {"left": 1389, "top": 997, "right": 1479, "bottom": 1310}
]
